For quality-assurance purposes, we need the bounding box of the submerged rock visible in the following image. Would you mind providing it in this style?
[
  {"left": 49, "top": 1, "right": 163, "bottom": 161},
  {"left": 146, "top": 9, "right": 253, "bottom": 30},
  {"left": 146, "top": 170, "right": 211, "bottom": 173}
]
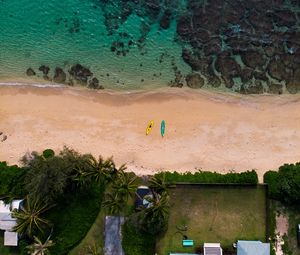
[
  {"left": 26, "top": 68, "right": 36, "bottom": 76},
  {"left": 267, "top": 82, "right": 283, "bottom": 94},
  {"left": 286, "top": 68, "right": 300, "bottom": 94},
  {"left": 53, "top": 67, "right": 66, "bottom": 83},
  {"left": 186, "top": 73, "right": 204, "bottom": 89},
  {"left": 88, "top": 77, "right": 104, "bottom": 89},
  {"left": 267, "top": 58, "right": 287, "bottom": 81},
  {"left": 240, "top": 80, "right": 264, "bottom": 94},
  {"left": 38, "top": 65, "right": 50, "bottom": 75},
  {"left": 160, "top": 10, "right": 171, "bottom": 30},
  {"left": 69, "top": 64, "right": 93, "bottom": 84},
  {"left": 207, "top": 75, "right": 221, "bottom": 88},
  {"left": 241, "top": 51, "right": 266, "bottom": 69}
]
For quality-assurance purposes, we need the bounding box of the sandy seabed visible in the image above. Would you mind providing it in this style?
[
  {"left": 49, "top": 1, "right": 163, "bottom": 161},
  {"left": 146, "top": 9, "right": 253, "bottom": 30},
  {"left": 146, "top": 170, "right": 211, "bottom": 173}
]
[{"left": 1, "top": 85, "right": 300, "bottom": 182}]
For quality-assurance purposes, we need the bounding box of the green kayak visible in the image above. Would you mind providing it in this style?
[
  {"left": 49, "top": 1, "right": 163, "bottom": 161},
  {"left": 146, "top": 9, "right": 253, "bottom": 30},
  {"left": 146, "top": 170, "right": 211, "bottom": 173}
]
[{"left": 161, "top": 120, "right": 165, "bottom": 137}]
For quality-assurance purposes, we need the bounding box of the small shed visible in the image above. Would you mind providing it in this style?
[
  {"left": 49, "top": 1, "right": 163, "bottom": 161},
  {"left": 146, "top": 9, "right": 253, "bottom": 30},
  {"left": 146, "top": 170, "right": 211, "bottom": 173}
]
[
  {"left": 4, "top": 231, "right": 18, "bottom": 246},
  {"left": 204, "top": 243, "right": 223, "bottom": 255}
]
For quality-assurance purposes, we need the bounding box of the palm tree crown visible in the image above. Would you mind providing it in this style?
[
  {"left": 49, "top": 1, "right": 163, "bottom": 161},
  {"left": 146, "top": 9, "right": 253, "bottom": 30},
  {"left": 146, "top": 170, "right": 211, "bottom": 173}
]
[{"left": 12, "top": 197, "right": 54, "bottom": 238}]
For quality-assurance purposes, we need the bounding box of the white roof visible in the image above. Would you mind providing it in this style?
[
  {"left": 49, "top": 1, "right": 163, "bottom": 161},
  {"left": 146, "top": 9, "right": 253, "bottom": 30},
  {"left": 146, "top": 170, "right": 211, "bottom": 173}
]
[
  {"left": 137, "top": 185, "right": 150, "bottom": 190},
  {"left": 4, "top": 231, "right": 18, "bottom": 246},
  {"left": 204, "top": 243, "right": 223, "bottom": 255},
  {"left": 0, "top": 201, "right": 11, "bottom": 213},
  {"left": 11, "top": 200, "right": 23, "bottom": 210}
]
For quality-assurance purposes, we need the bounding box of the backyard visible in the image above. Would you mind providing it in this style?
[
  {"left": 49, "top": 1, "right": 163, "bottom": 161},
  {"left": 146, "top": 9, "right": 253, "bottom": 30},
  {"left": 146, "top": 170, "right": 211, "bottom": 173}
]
[{"left": 156, "top": 185, "right": 267, "bottom": 254}]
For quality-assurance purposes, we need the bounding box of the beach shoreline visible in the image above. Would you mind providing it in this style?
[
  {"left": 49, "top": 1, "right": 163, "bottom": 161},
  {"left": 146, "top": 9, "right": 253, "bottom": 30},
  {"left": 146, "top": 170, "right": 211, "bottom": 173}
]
[{"left": 1, "top": 85, "right": 300, "bottom": 182}]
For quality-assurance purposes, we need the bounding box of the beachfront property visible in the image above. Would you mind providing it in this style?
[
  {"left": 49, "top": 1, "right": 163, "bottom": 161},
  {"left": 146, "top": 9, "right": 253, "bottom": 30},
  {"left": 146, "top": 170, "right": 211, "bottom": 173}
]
[
  {"left": 0, "top": 200, "right": 23, "bottom": 246},
  {"left": 168, "top": 240, "right": 270, "bottom": 255}
]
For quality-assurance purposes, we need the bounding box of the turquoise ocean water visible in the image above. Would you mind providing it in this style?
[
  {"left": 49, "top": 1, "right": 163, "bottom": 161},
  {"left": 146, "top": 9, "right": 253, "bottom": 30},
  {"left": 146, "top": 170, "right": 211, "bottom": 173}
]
[
  {"left": 0, "top": 0, "right": 299, "bottom": 92},
  {"left": 0, "top": 0, "right": 190, "bottom": 89}
]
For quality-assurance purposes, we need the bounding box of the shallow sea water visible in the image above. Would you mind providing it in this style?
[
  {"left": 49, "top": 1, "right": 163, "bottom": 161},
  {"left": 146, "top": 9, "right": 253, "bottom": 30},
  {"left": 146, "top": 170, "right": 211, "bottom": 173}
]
[
  {"left": 0, "top": 0, "right": 190, "bottom": 89},
  {"left": 0, "top": 0, "right": 299, "bottom": 92}
]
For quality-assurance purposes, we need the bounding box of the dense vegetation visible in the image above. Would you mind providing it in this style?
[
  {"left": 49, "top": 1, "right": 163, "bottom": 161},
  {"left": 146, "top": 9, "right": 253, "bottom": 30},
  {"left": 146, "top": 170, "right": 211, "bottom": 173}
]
[
  {"left": 264, "top": 163, "right": 300, "bottom": 205},
  {"left": 0, "top": 148, "right": 113, "bottom": 254},
  {"left": 3, "top": 147, "right": 300, "bottom": 255},
  {"left": 156, "top": 169, "right": 258, "bottom": 184},
  {"left": 46, "top": 183, "right": 104, "bottom": 254},
  {"left": 0, "top": 162, "right": 27, "bottom": 199}
]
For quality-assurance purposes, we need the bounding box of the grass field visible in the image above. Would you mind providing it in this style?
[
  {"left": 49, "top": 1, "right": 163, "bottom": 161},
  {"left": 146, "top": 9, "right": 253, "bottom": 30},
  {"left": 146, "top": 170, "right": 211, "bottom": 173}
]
[{"left": 157, "top": 185, "right": 267, "bottom": 255}]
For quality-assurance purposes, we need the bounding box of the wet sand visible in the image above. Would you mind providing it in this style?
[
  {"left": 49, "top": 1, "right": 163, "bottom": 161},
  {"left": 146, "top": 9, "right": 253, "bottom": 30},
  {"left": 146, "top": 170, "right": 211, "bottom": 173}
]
[{"left": 1, "top": 85, "right": 300, "bottom": 182}]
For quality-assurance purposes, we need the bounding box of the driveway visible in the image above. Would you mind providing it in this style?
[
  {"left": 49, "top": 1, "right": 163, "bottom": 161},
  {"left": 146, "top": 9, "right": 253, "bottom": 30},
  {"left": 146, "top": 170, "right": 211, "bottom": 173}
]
[{"left": 104, "top": 216, "right": 125, "bottom": 255}]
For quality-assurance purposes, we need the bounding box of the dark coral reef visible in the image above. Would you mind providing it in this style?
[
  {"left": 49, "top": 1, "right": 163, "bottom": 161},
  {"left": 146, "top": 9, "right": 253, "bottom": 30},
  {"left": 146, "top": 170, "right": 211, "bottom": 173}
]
[{"left": 97, "top": 0, "right": 300, "bottom": 93}]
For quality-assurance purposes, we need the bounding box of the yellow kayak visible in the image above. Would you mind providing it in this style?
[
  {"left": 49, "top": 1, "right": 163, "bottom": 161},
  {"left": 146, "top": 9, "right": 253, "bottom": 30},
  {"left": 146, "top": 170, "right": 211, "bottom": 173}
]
[{"left": 146, "top": 120, "right": 154, "bottom": 135}]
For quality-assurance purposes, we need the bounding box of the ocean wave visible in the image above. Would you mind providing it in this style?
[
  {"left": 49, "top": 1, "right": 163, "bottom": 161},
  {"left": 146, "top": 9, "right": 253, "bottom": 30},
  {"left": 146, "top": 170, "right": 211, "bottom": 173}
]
[{"left": 0, "top": 82, "right": 65, "bottom": 88}]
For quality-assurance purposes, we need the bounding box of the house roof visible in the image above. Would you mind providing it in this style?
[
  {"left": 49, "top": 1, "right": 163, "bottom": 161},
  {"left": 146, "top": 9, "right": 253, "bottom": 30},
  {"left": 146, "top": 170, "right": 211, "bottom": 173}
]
[
  {"left": 237, "top": 241, "right": 270, "bottom": 255},
  {"left": 135, "top": 186, "right": 152, "bottom": 208},
  {"left": 0, "top": 201, "right": 11, "bottom": 214},
  {"left": 4, "top": 231, "right": 18, "bottom": 246},
  {"left": 11, "top": 200, "right": 23, "bottom": 210},
  {"left": 204, "top": 243, "right": 222, "bottom": 255}
]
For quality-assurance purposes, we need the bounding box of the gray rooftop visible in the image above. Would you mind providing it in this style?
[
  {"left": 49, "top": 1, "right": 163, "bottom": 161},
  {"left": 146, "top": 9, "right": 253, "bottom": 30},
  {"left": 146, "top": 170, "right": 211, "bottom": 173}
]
[{"left": 237, "top": 240, "right": 270, "bottom": 255}]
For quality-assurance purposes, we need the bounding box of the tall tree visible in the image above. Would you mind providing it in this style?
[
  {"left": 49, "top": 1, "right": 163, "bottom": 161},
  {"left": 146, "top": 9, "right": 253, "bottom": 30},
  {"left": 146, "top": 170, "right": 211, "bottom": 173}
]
[
  {"left": 82, "top": 156, "right": 115, "bottom": 185},
  {"left": 139, "top": 192, "right": 170, "bottom": 235},
  {"left": 22, "top": 147, "right": 95, "bottom": 202},
  {"left": 149, "top": 173, "right": 170, "bottom": 195},
  {"left": 26, "top": 235, "right": 54, "bottom": 255},
  {"left": 112, "top": 171, "right": 137, "bottom": 202},
  {"left": 12, "top": 197, "right": 53, "bottom": 238},
  {"left": 102, "top": 192, "right": 124, "bottom": 215}
]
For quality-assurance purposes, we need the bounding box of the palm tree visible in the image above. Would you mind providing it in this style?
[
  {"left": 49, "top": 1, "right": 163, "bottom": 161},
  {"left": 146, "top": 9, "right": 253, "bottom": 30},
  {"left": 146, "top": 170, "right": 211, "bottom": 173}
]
[
  {"left": 102, "top": 193, "right": 124, "bottom": 215},
  {"left": 12, "top": 197, "right": 54, "bottom": 238},
  {"left": 149, "top": 173, "right": 170, "bottom": 195},
  {"left": 26, "top": 235, "right": 54, "bottom": 255},
  {"left": 139, "top": 192, "right": 170, "bottom": 235},
  {"left": 82, "top": 156, "right": 121, "bottom": 184},
  {"left": 112, "top": 171, "right": 137, "bottom": 202}
]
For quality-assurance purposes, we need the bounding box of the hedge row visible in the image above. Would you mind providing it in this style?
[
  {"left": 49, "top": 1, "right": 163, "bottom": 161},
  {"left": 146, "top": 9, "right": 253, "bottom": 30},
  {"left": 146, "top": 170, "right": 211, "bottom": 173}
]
[{"left": 155, "top": 170, "right": 258, "bottom": 184}]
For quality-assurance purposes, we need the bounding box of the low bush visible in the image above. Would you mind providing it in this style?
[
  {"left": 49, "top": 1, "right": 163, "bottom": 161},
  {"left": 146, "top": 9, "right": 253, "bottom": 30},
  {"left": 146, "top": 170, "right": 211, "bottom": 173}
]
[
  {"left": 155, "top": 170, "right": 258, "bottom": 184},
  {"left": 42, "top": 149, "right": 55, "bottom": 158},
  {"left": 0, "top": 162, "right": 27, "bottom": 198},
  {"left": 264, "top": 163, "right": 300, "bottom": 205}
]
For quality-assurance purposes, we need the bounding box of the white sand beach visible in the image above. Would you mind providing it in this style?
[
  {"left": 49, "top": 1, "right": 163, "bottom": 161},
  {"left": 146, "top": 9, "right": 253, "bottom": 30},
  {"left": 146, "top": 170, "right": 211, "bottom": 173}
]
[{"left": 1, "top": 85, "right": 300, "bottom": 181}]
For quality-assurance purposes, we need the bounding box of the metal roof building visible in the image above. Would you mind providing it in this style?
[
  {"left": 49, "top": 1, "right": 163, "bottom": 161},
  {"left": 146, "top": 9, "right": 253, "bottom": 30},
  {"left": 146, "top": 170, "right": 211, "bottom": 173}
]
[
  {"left": 204, "top": 243, "right": 223, "bottom": 255},
  {"left": 237, "top": 240, "right": 270, "bottom": 255}
]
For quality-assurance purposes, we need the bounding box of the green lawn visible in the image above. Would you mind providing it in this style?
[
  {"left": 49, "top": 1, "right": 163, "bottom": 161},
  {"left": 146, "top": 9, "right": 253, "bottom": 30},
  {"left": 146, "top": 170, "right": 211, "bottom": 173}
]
[
  {"left": 69, "top": 210, "right": 105, "bottom": 255},
  {"left": 157, "top": 185, "right": 267, "bottom": 255}
]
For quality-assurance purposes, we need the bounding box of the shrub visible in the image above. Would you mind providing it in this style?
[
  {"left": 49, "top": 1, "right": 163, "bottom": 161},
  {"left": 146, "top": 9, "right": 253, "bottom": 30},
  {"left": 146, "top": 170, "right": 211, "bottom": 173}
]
[
  {"left": 42, "top": 149, "right": 55, "bottom": 158},
  {"left": 0, "top": 162, "right": 28, "bottom": 198},
  {"left": 263, "top": 171, "right": 280, "bottom": 200},
  {"left": 23, "top": 147, "right": 95, "bottom": 203},
  {"left": 155, "top": 170, "right": 258, "bottom": 184},
  {"left": 264, "top": 163, "right": 300, "bottom": 205}
]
